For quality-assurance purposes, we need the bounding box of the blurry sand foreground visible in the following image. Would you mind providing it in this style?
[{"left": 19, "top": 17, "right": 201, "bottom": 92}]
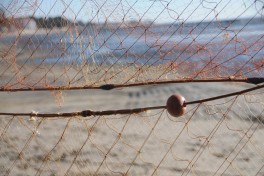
[{"left": 0, "top": 78, "right": 264, "bottom": 176}]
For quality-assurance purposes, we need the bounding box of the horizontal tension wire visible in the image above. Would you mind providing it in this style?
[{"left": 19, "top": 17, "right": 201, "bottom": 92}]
[
  {"left": 0, "top": 77, "right": 263, "bottom": 92},
  {"left": 0, "top": 84, "right": 263, "bottom": 118}
]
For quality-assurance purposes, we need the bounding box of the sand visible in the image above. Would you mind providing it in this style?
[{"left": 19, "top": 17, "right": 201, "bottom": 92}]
[{"left": 0, "top": 80, "right": 264, "bottom": 176}]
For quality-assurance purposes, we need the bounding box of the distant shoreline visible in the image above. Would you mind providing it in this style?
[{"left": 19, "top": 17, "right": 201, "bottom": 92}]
[
  {"left": 1, "top": 16, "right": 263, "bottom": 37},
  {"left": 0, "top": 27, "right": 70, "bottom": 38}
]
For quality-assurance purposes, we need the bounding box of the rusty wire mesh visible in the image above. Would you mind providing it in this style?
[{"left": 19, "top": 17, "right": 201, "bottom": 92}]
[{"left": 0, "top": 0, "right": 264, "bottom": 175}]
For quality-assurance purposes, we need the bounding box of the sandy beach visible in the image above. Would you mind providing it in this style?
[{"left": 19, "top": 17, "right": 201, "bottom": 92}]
[{"left": 0, "top": 79, "right": 263, "bottom": 176}]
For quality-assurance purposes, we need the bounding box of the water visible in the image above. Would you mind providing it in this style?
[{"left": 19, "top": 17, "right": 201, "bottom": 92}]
[{"left": 1, "top": 22, "right": 264, "bottom": 76}]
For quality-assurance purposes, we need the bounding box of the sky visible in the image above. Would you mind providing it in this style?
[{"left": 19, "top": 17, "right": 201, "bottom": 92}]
[{"left": 0, "top": 0, "right": 262, "bottom": 23}]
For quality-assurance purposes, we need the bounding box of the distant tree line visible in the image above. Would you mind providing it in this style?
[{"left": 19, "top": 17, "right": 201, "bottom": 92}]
[
  {"left": 33, "top": 17, "right": 72, "bottom": 28},
  {"left": 32, "top": 16, "right": 86, "bottom": 29}
]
